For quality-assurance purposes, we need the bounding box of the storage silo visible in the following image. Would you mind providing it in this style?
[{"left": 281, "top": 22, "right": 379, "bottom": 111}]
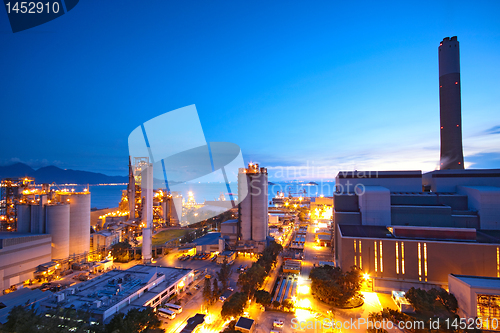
[
  {"left": 16, "top": 204, "right": 31, "bottom": 233},
  {"left": 65, "top": 193, "right": 91, "bottom": 256},
  {"left": 46, "top": 203, "right": 70, "bottom": 259},
  {"left": 238, "top": 163, "right": 268, "bottom": 243}
]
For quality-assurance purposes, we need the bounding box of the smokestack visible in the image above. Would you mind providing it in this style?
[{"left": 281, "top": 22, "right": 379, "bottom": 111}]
[
  {"left": 439, "top": 36, "right": 464, "bottom": 170},
  {"left": 127, "top": 156, "right": 135, "bottom": 221}
]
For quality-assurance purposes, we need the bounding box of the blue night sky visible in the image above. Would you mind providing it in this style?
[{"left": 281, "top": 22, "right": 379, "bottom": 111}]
[{"left": 1, "top": 0, "right": 499, "bottom": 180}]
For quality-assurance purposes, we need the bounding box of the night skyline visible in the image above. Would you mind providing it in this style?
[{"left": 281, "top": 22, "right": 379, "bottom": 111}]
[{"left": 1, "top": 1, "right": 500, "bottom": 180}]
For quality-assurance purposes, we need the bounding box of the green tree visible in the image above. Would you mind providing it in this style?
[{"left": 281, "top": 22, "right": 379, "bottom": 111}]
[
  {"left": 217, "top": 259, "right": 232, "bottom": 290},
  {"left": 111, "top": 242, "right": 131, "bottom": 263},
  {"left": 309, "top": 265, "right": 362, "bottom": 307},
  {"left": 4, "top": 305, "right": 41, "bottom": 333},
  {"left": 213, "top": 278, "right": 220, "bottom": 299},
  {"left": 282, "top": 299, "right": 294, "bottom": 311},
  {"left": 254, "top": 290, "right": 272, "bottom": 306},
  {"left": 105, "top": 307, "right": 162, "bottom": 333},
  {"left": 203, "top": 277, "right": 213, "bottom": 304},
  {"left": 237, "top": 264, "right": 266, "bottom": 296},
  {"left": 221, "top": 292, "right": 247, "bottom": 319}
]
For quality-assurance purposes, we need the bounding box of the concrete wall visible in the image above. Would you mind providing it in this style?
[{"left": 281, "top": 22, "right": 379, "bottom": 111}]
[
  {"left": 357, "top": 186, "right": 391, "bottom": 226},
  {"left": 458, "top": 186, "right": 500, "bottom": 230},
  {"left": 0, "top": 234, "right": 52, "bottom": 291},
  {"left": 333, "top": 194, "right": 359, "bottom": 212},
  {"left": 336, "top": 171, "right": 422, "bottom": 193},
  {"left": 391, "top": 206, "right": 452, "bottom": 227},
  {"left": 339, "top": 235, "right": 499, "bottom": 290}
]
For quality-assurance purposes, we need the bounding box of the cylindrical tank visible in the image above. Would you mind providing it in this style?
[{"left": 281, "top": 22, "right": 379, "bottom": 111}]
[
  {"left": 46, "top": 203, "right": 70, "bottom": 259},
  {"left": 251, "top": 170, "right": 268, "bottom": 242},
  {"left": 64, "top": 193, "right": 91, "bottom": 256},
  {"left": 16, "top": 204, "right": 31, "bottom": 233},
  {"left": 238, "top": 171, "right": 251, "bottom": 241},
  {"left": 142, "top": 228, "right": 152, "bottom": 263},
  {"left": 238, "top": 165, "right": 269, "bottom": 243}
]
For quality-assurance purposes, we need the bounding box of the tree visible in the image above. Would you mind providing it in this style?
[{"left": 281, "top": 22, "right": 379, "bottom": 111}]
[
  {"left": 272, "top": 300, "right": 281, "bottom": 308},
  {"left": 111, "top": 242, "right": 131, "bottom": 263},
  {"left": 212, "top": 278, "right": 220, "bottom": 299},
  {"left": 105, "top": 307, "right": 162, "bottom": 333},
  {"left": 217, "top": 259, "right": 231, "bottom": 290},
  {"left": 405, "top": 287, "right": 458, "bottom": 315},
  {"left": 254, "top": 290, "right": 272, "bottom": 306},
  {"left": 238, "top": 264, "right": 266, "bottom": 296},
  {"left": 309, "top": 265, "right": 362, "bottom": 307},
  {"left": 4, "top": 305, "right": 41, "bottom": 332},
  {"left": 221, "top": 292, "right": 247, "bottom": 319},
  {"left": 203, "top": 277, "right": 213, "bottom": 304},
  {"left": 282, "top": 299, "right": 294, "bottom": 311}
]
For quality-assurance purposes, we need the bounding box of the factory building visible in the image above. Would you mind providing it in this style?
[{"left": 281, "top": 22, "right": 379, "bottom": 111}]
[
  {"left": 17, "top": 191, "right": 91, "bottom": 259},
  {"left": 237, "top": 163, "right": 269, "bottom": 252},
  {"left": 448, "top": 274, "right": 500, "bottom": 330},
  {"left": 0, "top": 178, "right": 92, "bottom": 293},
  {"left": 439, "top": 36, "right": 464, "bottom": 170},
  {"left": 0, "top": 233, "right": 52, "bottom": 292},
  {"left": 334, "top": 169, "right": 500, "bottom": 292},
  {"left": 41, "top": 265, "right": 194, "bottom": 323}
]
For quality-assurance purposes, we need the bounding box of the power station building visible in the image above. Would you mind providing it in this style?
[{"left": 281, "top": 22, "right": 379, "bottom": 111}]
[
  {"left": 334, "top": 170, "right": 500, "bottom": 292},
  {"left": 334, "top": 36, "right": 500, "bottom": 292}
]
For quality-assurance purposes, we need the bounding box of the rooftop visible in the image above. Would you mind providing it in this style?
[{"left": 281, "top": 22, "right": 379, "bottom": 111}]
[
  {"left": 180, "top": 314, "right": 205, "bottom": 333},
  {"left": 43, "top": 265, "right": 192, "bottom": 315},
  {"left": 338, "top": 225, "right": 500, "bottom": 244},
  {"left": 193, "top": 232, "right": 221, "bottom": 246},
  {"left": 450, "top": 274, "right": 500, "bottom": 290},
  {"left": 236, "top": 317, "right": 255, "bottom": 330}
]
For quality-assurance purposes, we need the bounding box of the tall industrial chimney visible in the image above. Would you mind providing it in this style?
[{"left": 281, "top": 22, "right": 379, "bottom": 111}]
[{"left": 439, "top": 36, "right": 464, "bottom": 170}]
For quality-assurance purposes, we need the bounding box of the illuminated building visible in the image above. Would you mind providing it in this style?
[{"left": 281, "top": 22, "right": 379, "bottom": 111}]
[
  {"left": 334, "top": 169, "right": 500, "bottom": 292},
  {"left": 0, "top": 233, "right": 52, "bottom": 292},
  {"left": 449, "top": 274, "right": 500, "bottom": 331},
  {"left": 40, "top": 265, "right": 193, "bottom": 323}
]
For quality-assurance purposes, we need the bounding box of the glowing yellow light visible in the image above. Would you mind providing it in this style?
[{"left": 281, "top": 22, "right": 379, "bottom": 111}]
[
  {"left": 178, "top": 280, "right": 185, "bottom": 288},
  {"left": 363, "top": 273, "right": 370, "bottom": 280},
  {"left": 297, "top": 285, "right": 310, "bottom": 295}
]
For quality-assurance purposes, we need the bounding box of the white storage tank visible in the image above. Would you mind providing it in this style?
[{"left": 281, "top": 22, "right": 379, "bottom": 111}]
[
  {"left": 63, "top": 193, "right": 91, "bottom": 256},
  {"left": 16, "top": 204, "right": 31, "bottom": 233},
  {"left": 46, "top": 203, "right": 70, "bottom": 259}
]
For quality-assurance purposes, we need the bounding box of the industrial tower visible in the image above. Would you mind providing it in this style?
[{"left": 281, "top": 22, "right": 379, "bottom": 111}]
[
  {"left": 439, "top": 36, "right": 464, "bottom": 170},
  {"left": 238, "top": 163, "right": 268, "bottom": 243}
]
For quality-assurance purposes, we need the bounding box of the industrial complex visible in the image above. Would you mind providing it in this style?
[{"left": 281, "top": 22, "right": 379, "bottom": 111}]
[{"left": 0, "top": 36, "right": 499, "bottom": 332}]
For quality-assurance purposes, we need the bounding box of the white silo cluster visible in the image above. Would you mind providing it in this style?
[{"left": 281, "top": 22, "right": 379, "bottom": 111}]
[
  {"left": 238, "top": 163, "right": 269, "bottom": 244},
  {"left": 16, "top": 190, "right": 91, "bottom": 260}
]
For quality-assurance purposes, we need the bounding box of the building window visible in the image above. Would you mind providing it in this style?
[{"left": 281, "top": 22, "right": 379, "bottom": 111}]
[
  {"left": 359, "top": 241, "right": 362, "bottom": 269},
  {"left": 354, "top": 255, "right": 357, "bottom": 267},
  {"left": 497, "top": 247, "right": 499, "bottom": 278},
  {"left": 401, "top": 242, "right": 405, "bottom": 275},
  {"left": 354, "top": 239, "right": 356, "bottom": 253},
  {"left": 424, "top": 243, "right": 428, "bottom": 282},
  {"left": 477, "top": 294, "right": 500, "bottom": 330},
  {"left": 418, "top": 243, "right": 422, "bottom": 281},
  {"left": 396, "top": 242, "right": 399, "bottom": 274},
  {"left": 374, "top": 241, "right": 378, "bottom": 272},
  {"left": 379, "top": 242, "right": 383, "bottom": 273}
]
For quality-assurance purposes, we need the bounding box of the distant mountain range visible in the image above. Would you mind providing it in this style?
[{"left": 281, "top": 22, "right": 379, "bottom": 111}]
[{"left": 0, "top": 163, "right": 128, "bottom": 184}]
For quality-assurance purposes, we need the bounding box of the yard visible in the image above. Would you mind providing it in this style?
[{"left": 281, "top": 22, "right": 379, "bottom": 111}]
[{"left": 152, "top": 229, "right": 191, "bottom": 246}]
